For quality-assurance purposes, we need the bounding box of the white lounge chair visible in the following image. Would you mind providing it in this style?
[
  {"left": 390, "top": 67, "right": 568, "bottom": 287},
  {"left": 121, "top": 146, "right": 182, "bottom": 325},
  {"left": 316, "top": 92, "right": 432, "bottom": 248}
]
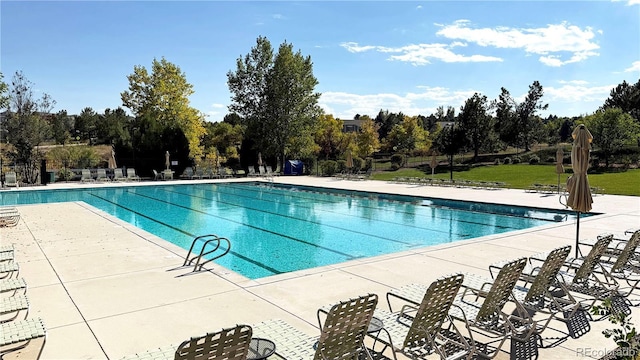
[
  {"left": 4, "top": 172, "right": 18, "bottom": 188},
  {"left": 126, "top": 168, "right": 140, "bottom": 181},
  {"left": 0, "top": 318, "right": 47, "bottom": 359}
]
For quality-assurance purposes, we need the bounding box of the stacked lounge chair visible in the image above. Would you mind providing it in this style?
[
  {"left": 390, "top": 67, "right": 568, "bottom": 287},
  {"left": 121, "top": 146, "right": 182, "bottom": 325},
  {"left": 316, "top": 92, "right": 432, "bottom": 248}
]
[{"left": 0, "top": 243, "right": 47, "bottom": 359}]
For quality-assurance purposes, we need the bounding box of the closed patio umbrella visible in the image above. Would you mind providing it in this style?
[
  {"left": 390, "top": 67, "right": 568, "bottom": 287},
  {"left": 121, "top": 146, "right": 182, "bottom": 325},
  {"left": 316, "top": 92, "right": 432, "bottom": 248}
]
[
  {"left": 346, "top": 150, "right": 354, "bottom": 171},
  {"left": 108, "top": 147, "right": 117, "bottom": 169},
  {"left": 555, "top": 147, "right": 564, "bottom": 193},
  {"left": 430, "top": 152, "right": 438, "bottom": 177},
  {"left": 257, "top": 152, "right": 263, "bottom": 167},
  {"left": 566, "top": 124, "right": 593, "bottom": 257}
]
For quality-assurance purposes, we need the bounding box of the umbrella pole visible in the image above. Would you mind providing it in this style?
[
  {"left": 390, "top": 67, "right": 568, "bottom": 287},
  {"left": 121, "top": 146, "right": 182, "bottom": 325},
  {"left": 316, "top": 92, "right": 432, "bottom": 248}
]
[
  {"left": 557, "top": 174, "right": 561, "bottom": 194},
  {"left": 575, "top": 212, "right": 580, "bottom": 258}
]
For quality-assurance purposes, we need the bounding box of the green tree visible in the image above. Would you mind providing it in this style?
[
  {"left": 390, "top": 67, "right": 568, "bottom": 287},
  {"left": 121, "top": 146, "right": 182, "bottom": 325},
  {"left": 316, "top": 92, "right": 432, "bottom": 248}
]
[
  {"left": 458, "top": 93, "right": 494, "bottom": 161},
  {"left": 314, "top": 114, "right": 344, "bottom": 160},
  {"left": 602, "top": 79, "right": 640, "bottom": 122},
  {"left": 227, "top": 36, "right": 274, "bottom": 127},
  {"left": 493, "top": 87, "right": 518, "bottom": 149},
  {"left": 4, "top": 71, "right": 55, "bottom": 183},
  {"left": 228, "top": 37, "right": 321, "bottom": 168},
  {"left": 74, "top": 107, "right": 99, "bottom": 142},
  {"left": 355, "top": 115, "right": 380, "bottom": 159},
  {"left": 374, "top": 110, "right": 405, "bottom": 141},
  {"left": 0, "top": 72, "right": 8, "bottom": 110},
  {"left": 96, "top": 107, "right": 132, "bottom": 146},
  {"left": 517, "top": 81, "right": 548, "bottom": 152},
  {"left": 584, "top": 108, "right": 640, "bottom": 168},
  {"left": 121, "top": 57, "right": 206, "bottom": 158},
  {"left": 51, "top": 110, "right": 73, "bottom": 145},
  {"left": 263, "top": 41, "right": 321, "bottom": 164},
  {"left": 385, "top": 115, "right": 431, "bottom": 155},
  {"left": 203, "top": 121, "right": 245, "bottom": 161}
]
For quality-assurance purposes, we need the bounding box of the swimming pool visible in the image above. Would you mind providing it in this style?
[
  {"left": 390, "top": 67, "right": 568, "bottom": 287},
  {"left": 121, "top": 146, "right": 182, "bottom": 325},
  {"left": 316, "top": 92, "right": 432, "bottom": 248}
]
[{"left": 1, "top": 182, "right": 583, "bottom": 279}]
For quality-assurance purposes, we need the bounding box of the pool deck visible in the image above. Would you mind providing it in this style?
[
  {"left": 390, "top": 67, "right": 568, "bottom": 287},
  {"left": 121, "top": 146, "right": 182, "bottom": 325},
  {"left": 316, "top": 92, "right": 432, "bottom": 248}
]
[{"left": 1, "top": 176, "right": 639, "bottom": 359}]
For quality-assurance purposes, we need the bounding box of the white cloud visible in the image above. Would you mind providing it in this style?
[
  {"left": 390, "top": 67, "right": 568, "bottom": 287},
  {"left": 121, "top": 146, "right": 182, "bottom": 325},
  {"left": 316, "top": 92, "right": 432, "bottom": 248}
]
[
  {"left": 612, "top": 0, "right": 640, "bottom": 5},
  {"left": 272, "top": 14, "right": 284, "bottom": 19},
  {"left": 340, "top": 42, "right": 502, "bottom": 66},
  {"left": 624, "top": 60, "right": 640, "bottom": 73},
  {"left": 210, "top": 103, "right": 225, "bottom": 109},
  {"left": 436, "top": 20, "right": 600, "bottom": 66},
  {"left": 416, "top": 5, "right": 422, "bottom": 9},
  {"left": 319, "top": 87, "right": 477, "bottom": 119},
  {"left": 546, "top": 82, "right": 613, "bottom": 103}
]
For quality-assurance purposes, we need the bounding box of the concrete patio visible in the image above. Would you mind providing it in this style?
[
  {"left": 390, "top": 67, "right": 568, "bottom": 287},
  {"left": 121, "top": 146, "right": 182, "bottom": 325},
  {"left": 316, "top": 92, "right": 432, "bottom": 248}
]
[{"left": 1, "top": 176, "right": 638, "bottom": 359}]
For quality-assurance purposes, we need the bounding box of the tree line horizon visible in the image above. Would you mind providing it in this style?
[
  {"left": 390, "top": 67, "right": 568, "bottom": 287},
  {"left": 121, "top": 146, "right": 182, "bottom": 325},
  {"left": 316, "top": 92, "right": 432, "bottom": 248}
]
[{"left": 1, "top": 36, "right": 639, "bottom": 183}]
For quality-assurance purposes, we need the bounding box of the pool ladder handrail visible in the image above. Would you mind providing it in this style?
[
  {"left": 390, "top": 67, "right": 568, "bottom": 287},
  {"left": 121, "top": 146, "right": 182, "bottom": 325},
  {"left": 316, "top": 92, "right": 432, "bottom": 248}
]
[{"left": 183, "top": 234, "right": 231, "bottom": 272}]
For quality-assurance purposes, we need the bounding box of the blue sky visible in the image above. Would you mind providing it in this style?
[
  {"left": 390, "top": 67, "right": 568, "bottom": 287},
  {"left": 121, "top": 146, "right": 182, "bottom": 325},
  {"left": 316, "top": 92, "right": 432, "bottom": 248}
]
[{"left": 2, "top": 1, "right": 639, "bottom": 122}]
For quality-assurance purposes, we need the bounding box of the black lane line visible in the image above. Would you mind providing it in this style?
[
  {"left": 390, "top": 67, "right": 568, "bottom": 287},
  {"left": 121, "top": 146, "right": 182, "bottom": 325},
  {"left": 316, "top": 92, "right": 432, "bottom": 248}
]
[
  {"left": 194, "top": 182, "right": 524, "bottom": 234},
  {"left": 216, "top": 182, "right": 527, "bottom": 231},
  {"left": 120, "top": 189, "right": 359, "bottom": 259},
  {"left": 156, "top": 187, "right": 420, "bottom": 245},
  {"left": 87, "top": 193, "right": 284, "bottom": 275}
]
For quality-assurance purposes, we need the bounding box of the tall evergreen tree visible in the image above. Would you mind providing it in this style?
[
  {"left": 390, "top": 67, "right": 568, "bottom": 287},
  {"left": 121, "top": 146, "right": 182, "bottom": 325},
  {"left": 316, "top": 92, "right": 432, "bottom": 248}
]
[
  {"left": 458, "top": 93, "right": 493, "bottom": 161},
  {"left": 601, "top": 79, "right": 640, "bottom": 122}
]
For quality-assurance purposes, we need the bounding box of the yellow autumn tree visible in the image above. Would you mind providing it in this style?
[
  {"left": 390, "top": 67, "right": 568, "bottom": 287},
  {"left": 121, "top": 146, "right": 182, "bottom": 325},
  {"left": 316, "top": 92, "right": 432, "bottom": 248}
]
[
  {"left": 121, "top": 57, "right": 206, "bottom": 158},
  {"left": 355, "top": 116, "right": 380, "bottom": 158}
]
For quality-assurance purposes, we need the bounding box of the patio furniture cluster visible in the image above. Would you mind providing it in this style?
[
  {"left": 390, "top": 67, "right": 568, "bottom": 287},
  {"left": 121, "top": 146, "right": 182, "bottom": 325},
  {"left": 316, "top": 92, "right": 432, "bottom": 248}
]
[
  {"left": 334, "top": 168, "right": 373, "bottom": 181},
  {"left": 526, "top": 183, "right": 603, "bottom": 195},
  {"left": 1, "top": 239, "right": 48, "bottom": 359},
  {"left": 118, "top": 228, "right": 639, "bottom": 360},
  {"left": 391, "top": 177, "right": 506, "bottom": 189}
]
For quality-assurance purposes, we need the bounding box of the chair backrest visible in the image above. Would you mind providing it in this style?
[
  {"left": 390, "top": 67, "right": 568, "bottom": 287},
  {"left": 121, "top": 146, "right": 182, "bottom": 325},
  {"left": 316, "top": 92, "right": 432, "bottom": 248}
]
[
  {"left": 174, "top": 324, "right": 252, "bottom": 360},
  {"left": 476, "top": 257, "right": 527, "bottom": 324},
  {"left": 127, "top": 168, "right": 138, "bottom": 179},
  {"left": 114, "top": 168, "right": 124, "bottom": 179},
  {"left": 258, "top": 166, "right": 265, "bottom": 175},
  {"left": 97, "top": 168, "right": 107, "bottom": 179},
  {"left": 266, "top": 166, "right": 273, "bottom": 175},
  {"left": 611, "top": 230, "right": 640, "bottom": 273},
  {"left": 524, "top": 246, "right": 571, "bottom": 304},
  {"left": 403, "top": 274, "right": 464, "bottom": 350},
  {"left": 573, "top": 234, "right": 613, "bottom": 284},
  {"left": 5, "top": 172, "right": 17, "bottom": 186},
  {"left": 82, "top": 169, "right": 92, "bottom": 180},
  {"left": 248, "top": 167, "right": 256, "bottom": 175},
  {"left": 315, "top": 293, "right": 378, "bottom": 360}
]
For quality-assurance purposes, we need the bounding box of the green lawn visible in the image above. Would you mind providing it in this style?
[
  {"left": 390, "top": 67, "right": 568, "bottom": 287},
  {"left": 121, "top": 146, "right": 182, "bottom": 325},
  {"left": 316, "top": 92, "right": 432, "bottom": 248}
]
[{"left": 371, "top": 164, "right": 640, "bottom": 196}]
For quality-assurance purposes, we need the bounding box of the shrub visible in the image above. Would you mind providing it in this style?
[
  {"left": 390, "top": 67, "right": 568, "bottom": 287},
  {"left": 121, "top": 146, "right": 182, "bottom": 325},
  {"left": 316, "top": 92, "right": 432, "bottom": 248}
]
[
  {"left": 56, "top": 168, "right": 74, "bottom": 181},
  {"left": 546, "top": 156, "right": 556, "bottom": 163},
  {"left": 503, "top": 157, "right": 512, "bottom": 164},
  {"left": 320, "top": 160, "right": 337, "bottom": 176},
  {"left": 336, "top": 160, "right": 347, "bottom": 173},
  {"left": 512, "top": 156, "right": 522, "bottom": 164},
  {"left": 390, "top": 154, "right": 406, "bottom": 168},
  {"left": 364, "top": 157, "right": 373, "bottom": 170},
  {"left": 352, "top": 156, "right": 363, "bottom": 172},
  {"left": 494, "top": 158, "right": 501, "bottom": 165},
  {"left": 528, "top": 155, "right": 540, "bottom": 165}
]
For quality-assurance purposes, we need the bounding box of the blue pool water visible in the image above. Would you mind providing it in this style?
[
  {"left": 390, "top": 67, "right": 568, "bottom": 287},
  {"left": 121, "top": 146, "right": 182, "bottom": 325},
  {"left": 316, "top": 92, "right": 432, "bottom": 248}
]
[{"left": 0, "top": 182, "right": 583, "bottom": 279}]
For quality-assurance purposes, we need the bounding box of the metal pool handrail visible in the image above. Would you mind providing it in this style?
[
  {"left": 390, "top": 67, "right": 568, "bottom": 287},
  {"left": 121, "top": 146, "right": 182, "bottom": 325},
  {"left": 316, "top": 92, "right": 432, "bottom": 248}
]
[{"left": 183, "top": 234, "right": 231, "bottom": 272}]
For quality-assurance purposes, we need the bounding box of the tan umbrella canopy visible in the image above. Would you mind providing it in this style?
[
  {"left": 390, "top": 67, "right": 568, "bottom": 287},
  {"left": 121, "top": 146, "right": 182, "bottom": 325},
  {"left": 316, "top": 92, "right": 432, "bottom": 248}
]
[
  {"left": 566, "top": 124, "right": 593, "bottom": 257},
  {"left": 165, "top": 151, "right": 171, "bottom": 170},
  {"left": 346, "top": 149, "right": 354, "bottom": 171},
  {"left": 555, "top": 147, "right": 564, "bottom": 193},
  {"left": 108, "top": 147, "right": 117, "bottom": 169},
  {"left": 430, "top": 152, "right": 438, "bottom": 177}
]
